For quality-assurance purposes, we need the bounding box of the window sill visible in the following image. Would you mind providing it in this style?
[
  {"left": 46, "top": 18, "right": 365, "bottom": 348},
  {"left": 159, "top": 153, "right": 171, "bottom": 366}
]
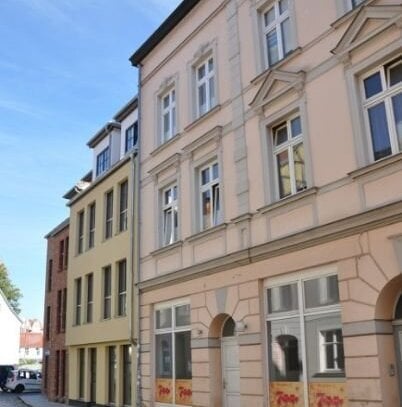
[
  {"left": 184, "top": 104, "right": 221, "bottom": 133},
  {"left": 313, "top": 372, "right": 345, "bottom": 379},
  {"left": 151, "top": 240, "right": 183, "bottom": 257},
  {"left": 250, "top": 48, "right": 302, "bottom": 86},
  {"left": 331, "top": 0, "right": 372, "bottom": 29},
  {"left": 349, "top": 152, "right": 402, "bottom": 180},
  {"left": 150, "top": 133, "right": 182, "bottom": 157},
  {"left": 257, "top": 187, "right": 318, "bottom": 215},
  {"left": 186, "top": 223, "right": 227, "bottom": 243}
]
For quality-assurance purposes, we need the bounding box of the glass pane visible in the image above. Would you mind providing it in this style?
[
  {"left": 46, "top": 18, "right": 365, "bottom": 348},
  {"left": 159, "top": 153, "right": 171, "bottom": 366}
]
[
  {"left": 268, "top": 318, "right": 302, "bottom": 381},
  {"left": 208, "top": 58, "right": 214, "bottom": 72},
  {"left": 266, "top": 29, "right": 279, "bottom": 66},
  {"left": 293, "top": 143, "right": 306, "bottom": 192},
  {"left": 198, "top": 83, "right": 206, "bottom": 115},
  {"left": 209, "top": 76, "right": 215, "bottom": 107},
  {"left": 156, "top": 333, "right": 172, "bottom": 378},
  {"left": 175, "top": 331, "right": 192, "bottom": 379},
  {"left": 202, "top": 190, "right": 211, "bottom": 229},
  {"left": 173, "top": 209, "right": 178, "bottom": 242},
  {"left": 198, "top": 64, "right": 205, "bottom": 80},
  {"left": 164, "top": 188, "right": 172, "bottom": 205},
  {"left": 156, "top": 308, "right": 172, "bottom": 329},
  {"left": 173, "top": 185, "right": 177, "bottom": 200},
  {"left": 305, "top": 314, "right": 344, "bottom": 378},
  {"left": 264, "top": 7, "right": 275, "bottom": 26},
  {"left": 368, "top": 102, "right": 392, "bottom": 160},
  {"left": 304, "top": 275, "right": 339, "bottom": 308},
  {"left": 171, "top": 89, "right": 175, "bottom": 102},
  {"left": 212, "top": 184, "right": 221, "bottom": 225},
  {"left": 276, "top": 150, "right": 291, "bottom": 198},
  {"left": 291, "top": 117, "right": 302, "bottom": 137},
  {"left": 212, "top": 163, "right": 219, "bottom": 179},
  {"left": 175, "top": 304, "right": 190, "bottom": 327},
  {"left": 364, "top": 72, "right": 382, "bottom": 99},
  {"left": 172, "top": 106, "right": 176, "bottom": 135},
  {"left": 201, "top": 167, "right": 210, "bottom": 185},
  {"left": 392, "top": 93, "right": 402, "bottom": 151},
  {"left": 279, "top": 0, "right": 289, "bottom": 13},
  {"left": 281, "top": 17, "right": 292, "bottom": 55},
  {"left": 163, "top": 95, "right": 169, "bottom": 109},
  {"left": 274, "top": 125, "right": 288, "bottom": 146},
  {"left": 163, "top": 112, "right": 170, "bottom": 137},
  {"left": 164, "top": 209, "right": 172, "bottom": 245},
  {"left": 389, "top": 62, "right": 402, "bottom": 87},
  {"left": 268, "top": 284, "right": 298, "bottom": 314}
]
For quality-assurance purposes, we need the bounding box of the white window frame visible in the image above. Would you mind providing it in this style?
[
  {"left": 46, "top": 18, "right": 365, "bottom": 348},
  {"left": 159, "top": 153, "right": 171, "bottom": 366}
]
[
  {"left": 160, "top": 88, "right": 177, "bottom": 143},
  {"left": 161, "top": 184, "right": 178, "bottom": 246},
  {"left": 88, "top": 202, "right": 96, "bottom": 249},
  {"left": 119, "top": 180, "right": 128, "bottom": 233},
  {"left": 125, "top": 122, "right": 138, "bottom": 153},
  {"left": 105, "top": 190, "right": 114, "bottom": 239},
  {"left": 319, "top": 328, "right": 344, "bottom": 373},
  {"left": 265, "top": 269, "right": 344, "bottom": 407},
  {"left": 199, "top": 161, "right": 222, "bottom": 231},
  {"left": 77, "top": 211, "right": 84, "bottom": 254},
  {"left": 117, "top": 259, "right": 127, "bottom": 317},
  {"left": 261, "top": 0, "right": 292, "bottom": 68},
  {"left": 154, "top": 299, "right": 191, "bottom": 406},
  {"left": 195, "top": 56, "right": 216, "bottom": 118},
  {"left": 85, "top": 273, "right": 93, "bottom": 324},
  {"left": 74, "top": 277, "right": 82, "bottom": 326},
  {"left": 103, "top": 265, "right": 112, "bottom": 320},
  {"left": 361, "top": 57, "right": 402, "bottom": 162},
  {"left": 271, "top": 114, "right": 306, "bottom": 199},
  {"left": 96, "top": 146, "right": 110, "bottom": 177}
]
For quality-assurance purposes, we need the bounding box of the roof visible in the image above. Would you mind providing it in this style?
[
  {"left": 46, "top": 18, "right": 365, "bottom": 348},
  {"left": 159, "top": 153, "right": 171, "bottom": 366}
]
[
  {"left": 63, "top": 171, "right": 92, "bottom": 200},
  {"left": 87, "top": 121, "right": 121, "bottom": 148},
  {"left": 19, "top": 332, "right": 43, "bottom": 349},
  {"left": 113, "top": 95, "right": 138, "bottom": 122},
  {"left": 44, "top": 218, "right": 69, "bottom": 239},
  {"left": 129, "top": 0, "right": 200, "bottom": 66}
]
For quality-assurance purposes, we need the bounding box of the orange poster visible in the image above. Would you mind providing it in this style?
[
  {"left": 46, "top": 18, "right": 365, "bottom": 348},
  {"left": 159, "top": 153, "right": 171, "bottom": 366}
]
[
  {"left": 175, "top": 379, "right": 192, "bottom": 406},
  {"left": 155, "top": 378, "right": 173, "bottom": 403},
  {"left": 309, "top": 382, "right": 346, "bottom": 407},
  {"left": 270, "top": 382, "right": 304, "bottom": 407}
]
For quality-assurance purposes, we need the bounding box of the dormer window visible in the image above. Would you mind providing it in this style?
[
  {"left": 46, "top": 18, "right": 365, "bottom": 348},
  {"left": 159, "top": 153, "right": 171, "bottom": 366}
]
[
  {"left": 350, "top": 0, "right": 364, "bottom": 9},
  {"left": 125, "top": 122, "right": 138, "bottom": 153},
  {"left": 96, "top": 147, "right": 110, "bottom": 177}
]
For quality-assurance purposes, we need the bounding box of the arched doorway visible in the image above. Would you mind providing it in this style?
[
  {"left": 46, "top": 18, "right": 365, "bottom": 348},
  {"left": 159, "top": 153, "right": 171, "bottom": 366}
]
[
  {"left": 221, "top": 317, "right": 240, "bottom": 407},
  {"left": 394, "top": 294, "right": 402, "bottom": 403}
]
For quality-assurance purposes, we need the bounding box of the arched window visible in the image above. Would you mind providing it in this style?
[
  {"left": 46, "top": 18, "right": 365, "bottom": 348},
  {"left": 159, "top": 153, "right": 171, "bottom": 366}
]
[
  {"left": 222, "top": 317, "right": 235, "bottom": 337},
  {"left": 395, "top": 295, "right": 402, "bottom": 320}
]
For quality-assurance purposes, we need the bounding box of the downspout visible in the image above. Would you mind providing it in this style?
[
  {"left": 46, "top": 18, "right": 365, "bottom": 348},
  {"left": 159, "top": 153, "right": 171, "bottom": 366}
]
[{"left": 134, "top": 62, "right": 143, "bottom": 407}]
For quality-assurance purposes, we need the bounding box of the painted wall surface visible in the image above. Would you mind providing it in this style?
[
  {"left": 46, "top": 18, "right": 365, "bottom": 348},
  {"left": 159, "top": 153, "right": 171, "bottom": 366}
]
[
  {"left": 135, "top": 0, "right": 402, "bottom": 406},
  {"left": 0, "top": 291, "right": 21, "bottom": 365}
]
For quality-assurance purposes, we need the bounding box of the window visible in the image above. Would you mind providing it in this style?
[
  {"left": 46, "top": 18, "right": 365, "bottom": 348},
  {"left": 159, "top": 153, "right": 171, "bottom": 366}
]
[
  {"left": 105, "top": 190, "right": 113, "bottom": 239},
  {"left": 119, "top": 181, "right": 128, "bottom": 232},
  {"left": 96, "top": 146, "right": 110, "bottom": 177},
  {"left": 161, "top": 88, "right": 176, "bottom": 142},
  {"left": 362, "top": 57, "right": 402, "bottom": 161},
  {"left": 57, "top": 290, "right": 62, "bottom": 333},
  {"left": 196, "top": 57, "right": 216, "bottom": 117},
  {"left": 350, "top": 0, "right": 364, "bottom": 9},
  {"left": 64, "top": 237, "right": 69, "bottom": 268},
  {"left": 271, "top": 115, "right": 306, "bottom": 199},
  {"left": 125, "top": 122, "right": 138, "bottom": 153},
  {"left": 155, "top": 302, "right": 192, "bottom": 405},
  {"left": 162, "top": 184, "right": 178, "bottom": 246},
  {"left": 122, "top": 345, "right": 132, "bottom": 405},
  {"left": 77, "top": 211, "right": 84, "bottom": 254},
  {"left": 74, "top": 278, "right": 82, "bottom": 325},
  {"left": 88, "top": 203, "right": 96, "bottom": 249},
  {"left": 86, "top": 273, "right": 93, "bottom": 323},
  {"left": 78, "top": 348, "right": 85, "bottom": 399},
  {"left": 47, "top": 259, "right": 53, "bottom": 292},
  {"left": 103, "top": 266, "right": 112, "bottom": 319},
  {"left": 262, "top": 0, "right": 292, "bottom": 68},
  {"left": 62, "top": 288, "right": 66, "bottom": 332},
  {"left": 58, "top": 240, "right": 65, "bottom": 270},
  {"left": 108, "top": 346, "right": 116, "bottom": 404},
  {"left": 199, "top": 162, "right": 222, "bottom": 230},
  {"left": 45, "top": 306, "right": 51, "bottom": 340},
  {"left": 117, "top": 260, "right": 127, "bottom": 317},
  {"left": 266, "top": 274, "right": 344, "bottom": 407}
]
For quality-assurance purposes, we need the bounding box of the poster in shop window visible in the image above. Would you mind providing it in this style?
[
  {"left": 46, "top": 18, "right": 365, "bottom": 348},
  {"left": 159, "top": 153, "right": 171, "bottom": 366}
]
[
  {"left": 270, "top": 382, "right": 304, "bottom": 407},
  {"left": 155, "top": 378, "right": 173, "bottom": 403},
  {"left": 308, "top": 382, "right": 346, "bottom": 407},
  {"left": 175, "top": 379, "right": 192, "bottom": 406}
]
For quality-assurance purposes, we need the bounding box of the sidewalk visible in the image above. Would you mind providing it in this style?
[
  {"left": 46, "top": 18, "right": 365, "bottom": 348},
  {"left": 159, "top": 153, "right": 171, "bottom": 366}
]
[{"left": 19, "top": 393, "right": 64, "bottom": 407}]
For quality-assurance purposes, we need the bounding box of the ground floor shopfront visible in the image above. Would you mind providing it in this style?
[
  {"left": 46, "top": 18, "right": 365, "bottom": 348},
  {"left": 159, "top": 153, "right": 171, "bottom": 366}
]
[
  {"left": 68, "top": 341, "right": 135, "bottom": 407},
  {"left": 138, "top": 219, "right": 402, "bottom": 407}
]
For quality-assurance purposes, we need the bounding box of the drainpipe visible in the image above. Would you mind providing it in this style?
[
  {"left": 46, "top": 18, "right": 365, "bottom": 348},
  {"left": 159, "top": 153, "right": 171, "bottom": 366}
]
[{"left": 134, "top": 62, "right": 143, "bottom": 407}]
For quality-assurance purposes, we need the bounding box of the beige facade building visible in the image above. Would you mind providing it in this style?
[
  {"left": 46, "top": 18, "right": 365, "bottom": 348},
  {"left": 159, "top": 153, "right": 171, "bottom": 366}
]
[
  {"left": 64, "top": 97, "right": 138, "bottom": 406},
  {"left": 130, "top": 0, "right": 402, "bottom": 406}
]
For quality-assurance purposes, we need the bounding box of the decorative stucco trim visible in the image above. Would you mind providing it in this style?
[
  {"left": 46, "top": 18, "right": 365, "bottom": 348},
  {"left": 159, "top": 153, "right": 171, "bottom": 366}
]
[
  {"left": 139, "top": 199, "right": 402, "bottom": 292},
  {"left": 191, "top": 338, "right": 221, "bottom": 349},
  {"left": 148, "top": 153, "right": 181, "bottom": 177},
  {"left": 185, "top": 223, "right": 227, "bottom": 244},
  {"left": 238, "top": 333, "right": 261, "bottom": 345},
  {"left": 150, "top": 133, "right": 182, "bottom": 157},
  {"left": 182, "top": 125, "right": 223, "bottom": 154},
  {"left": 183, "top": 105, "right": 221, "bottom": 134},
  {"left": 348, "top": 152, "right": 402, "bottom": 180},
  {"left": 150, "top": 240, "right": 183, "bottom": 258},
  {"left": 140, "top": 344, "right": 151, "bottom": 353},
  {"left": 231, "top": 213, "right": 253, "bottom": 224},
  {"left": 342, "top": 319, "right": 393, "bottom": 337}
]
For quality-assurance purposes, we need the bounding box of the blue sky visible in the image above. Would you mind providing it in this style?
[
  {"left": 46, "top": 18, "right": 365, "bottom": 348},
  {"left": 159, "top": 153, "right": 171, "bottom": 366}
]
[{"left": 0, "top": 0, "right": 180, "bottom": 320}]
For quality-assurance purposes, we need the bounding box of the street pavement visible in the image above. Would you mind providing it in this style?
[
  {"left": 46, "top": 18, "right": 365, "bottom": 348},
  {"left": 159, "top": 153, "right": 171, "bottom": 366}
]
[{"left": 0, "top": 390, "right": 64, "bottom": 407}]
